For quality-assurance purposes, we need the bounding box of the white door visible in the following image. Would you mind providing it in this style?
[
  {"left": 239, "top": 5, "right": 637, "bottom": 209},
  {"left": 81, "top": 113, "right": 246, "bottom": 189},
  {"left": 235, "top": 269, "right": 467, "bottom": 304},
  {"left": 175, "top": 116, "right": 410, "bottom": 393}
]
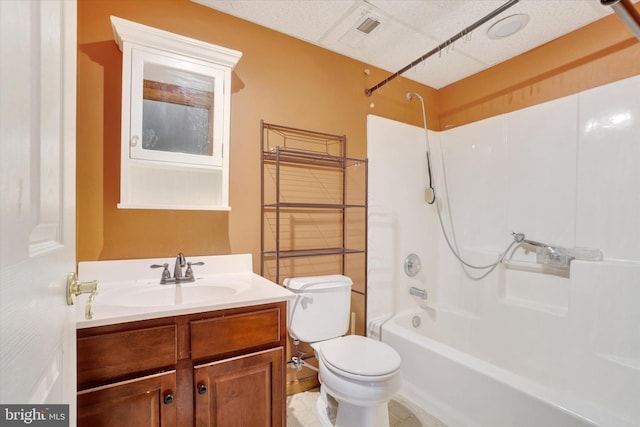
[{"left": 0, "top": 0, "right": 78, "bottom": 421}]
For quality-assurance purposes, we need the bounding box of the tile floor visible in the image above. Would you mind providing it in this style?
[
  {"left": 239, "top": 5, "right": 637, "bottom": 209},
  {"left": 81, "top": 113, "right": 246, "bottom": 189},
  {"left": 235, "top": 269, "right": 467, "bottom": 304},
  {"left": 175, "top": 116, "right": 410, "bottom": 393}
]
[{"left": 286, "top": 389, "right": 448, "bottom": 427}]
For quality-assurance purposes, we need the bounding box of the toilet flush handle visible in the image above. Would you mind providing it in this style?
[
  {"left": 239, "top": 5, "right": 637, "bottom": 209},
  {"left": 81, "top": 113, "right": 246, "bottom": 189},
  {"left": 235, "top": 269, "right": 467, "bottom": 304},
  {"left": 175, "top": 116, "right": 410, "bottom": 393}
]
[{"left": 298, "top": 293, "right": 313, "bottom": 309}]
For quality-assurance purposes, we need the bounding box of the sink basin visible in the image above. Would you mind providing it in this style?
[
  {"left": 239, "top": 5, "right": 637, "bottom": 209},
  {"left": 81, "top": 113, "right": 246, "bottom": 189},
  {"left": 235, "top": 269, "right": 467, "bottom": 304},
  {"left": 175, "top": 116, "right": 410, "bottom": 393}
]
[
  {"left": 100, "top": 277, "right": 252, "bottom": 308},
  {"left": 76, "top": 254, "right": 298, "bottom": 328}
]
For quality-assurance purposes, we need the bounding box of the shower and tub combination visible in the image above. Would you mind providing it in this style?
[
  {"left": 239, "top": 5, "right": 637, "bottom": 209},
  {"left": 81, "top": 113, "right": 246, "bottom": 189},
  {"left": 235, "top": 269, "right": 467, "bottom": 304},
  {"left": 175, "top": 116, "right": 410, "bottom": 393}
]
[{"left": 367, "top": 74, "right": 640, "bottom": 427}]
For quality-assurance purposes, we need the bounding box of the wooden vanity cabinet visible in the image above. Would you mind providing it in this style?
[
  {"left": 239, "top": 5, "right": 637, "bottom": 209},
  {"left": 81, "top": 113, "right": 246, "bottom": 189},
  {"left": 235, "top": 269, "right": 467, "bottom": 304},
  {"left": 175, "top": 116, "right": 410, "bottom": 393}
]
[{"left": 77, "top": 302, "right": 287, "bottom": 427}]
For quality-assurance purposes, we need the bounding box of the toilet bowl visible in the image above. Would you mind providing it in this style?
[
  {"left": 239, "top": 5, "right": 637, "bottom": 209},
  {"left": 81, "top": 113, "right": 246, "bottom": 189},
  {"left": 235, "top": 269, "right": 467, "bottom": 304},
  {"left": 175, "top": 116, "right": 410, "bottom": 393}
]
[
  {"left": 312, "top": 335, "right": 401, "bottom": 427},
  {"left": 284, "top": 275, "right": 402, "bottom": 427}
]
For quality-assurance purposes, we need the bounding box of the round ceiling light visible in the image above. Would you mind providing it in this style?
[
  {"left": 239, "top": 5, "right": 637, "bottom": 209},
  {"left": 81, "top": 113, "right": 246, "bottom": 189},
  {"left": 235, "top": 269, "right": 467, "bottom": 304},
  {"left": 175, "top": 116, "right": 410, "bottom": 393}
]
[{"left": 487, "top": 13, "right": 530, "bottom": 40}]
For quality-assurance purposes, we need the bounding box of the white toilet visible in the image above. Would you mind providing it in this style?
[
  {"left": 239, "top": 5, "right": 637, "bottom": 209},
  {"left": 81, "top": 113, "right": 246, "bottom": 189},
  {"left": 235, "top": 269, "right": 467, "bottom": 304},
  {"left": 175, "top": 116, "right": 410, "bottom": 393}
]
[{"left": 284, "top": 274, "right": 401, "bottom": 427}]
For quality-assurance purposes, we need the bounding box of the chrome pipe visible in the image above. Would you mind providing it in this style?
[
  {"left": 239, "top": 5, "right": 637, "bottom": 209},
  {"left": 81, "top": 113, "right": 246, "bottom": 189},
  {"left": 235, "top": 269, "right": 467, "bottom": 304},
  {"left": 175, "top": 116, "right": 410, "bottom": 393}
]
[
  {"left": 602, "top": 0, "right": 640, "bottom": 41},
  {"left": 512, "top": 232, "right": 551, "bottom": 249},
  {"left": 522, "top": 239, "right": 550, "bottom": 249}
]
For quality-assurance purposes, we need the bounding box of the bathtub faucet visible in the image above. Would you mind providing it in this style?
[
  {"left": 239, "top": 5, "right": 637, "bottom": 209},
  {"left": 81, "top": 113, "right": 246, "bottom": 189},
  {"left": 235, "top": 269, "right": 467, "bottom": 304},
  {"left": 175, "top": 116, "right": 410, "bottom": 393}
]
[{"left": 409, "top": 286, "right": 428, "bottom": 300}]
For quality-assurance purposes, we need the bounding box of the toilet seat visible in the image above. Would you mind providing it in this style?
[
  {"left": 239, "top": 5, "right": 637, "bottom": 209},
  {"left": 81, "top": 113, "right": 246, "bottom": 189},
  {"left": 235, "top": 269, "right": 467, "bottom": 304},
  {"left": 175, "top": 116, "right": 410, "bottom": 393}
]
[{"left": 316, "top": 335, "right": 401, "bottom": 381}]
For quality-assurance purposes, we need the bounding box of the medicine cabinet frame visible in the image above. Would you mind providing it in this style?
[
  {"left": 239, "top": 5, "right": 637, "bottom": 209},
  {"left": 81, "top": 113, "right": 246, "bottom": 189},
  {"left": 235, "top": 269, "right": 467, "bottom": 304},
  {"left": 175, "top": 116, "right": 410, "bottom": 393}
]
[{"left": 111, "top": 16, "right": 242, "bottom": 210}]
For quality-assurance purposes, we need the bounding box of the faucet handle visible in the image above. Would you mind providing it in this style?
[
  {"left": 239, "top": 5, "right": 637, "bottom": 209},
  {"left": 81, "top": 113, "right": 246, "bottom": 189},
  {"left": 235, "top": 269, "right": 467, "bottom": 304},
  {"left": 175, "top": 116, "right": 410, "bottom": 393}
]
[
  {"left": 184, "top": 261, "right": 205, "bottom": 280},
  {"left": 151, "top": 263, "right": 171, "bottom": 282}
]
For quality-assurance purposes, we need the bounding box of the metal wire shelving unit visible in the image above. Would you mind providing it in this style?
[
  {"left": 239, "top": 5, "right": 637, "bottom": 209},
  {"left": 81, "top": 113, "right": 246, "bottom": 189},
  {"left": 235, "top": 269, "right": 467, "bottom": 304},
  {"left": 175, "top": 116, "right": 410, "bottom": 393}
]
[{"left": 259, "top": 121, "right": 367, "bottom": 289}]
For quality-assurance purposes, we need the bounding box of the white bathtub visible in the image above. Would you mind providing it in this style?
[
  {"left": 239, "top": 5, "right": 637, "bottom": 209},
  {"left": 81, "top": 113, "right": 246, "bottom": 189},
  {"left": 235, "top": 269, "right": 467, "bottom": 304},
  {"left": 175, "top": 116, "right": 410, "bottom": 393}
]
[{"left": 380, "top": 308, "right": 636, "bottom": 427}]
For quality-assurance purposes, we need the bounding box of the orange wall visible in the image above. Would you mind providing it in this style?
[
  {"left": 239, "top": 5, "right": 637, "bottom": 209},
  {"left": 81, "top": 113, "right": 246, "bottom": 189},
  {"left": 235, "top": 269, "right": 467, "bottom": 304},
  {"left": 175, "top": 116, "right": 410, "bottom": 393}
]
[
  {"left": 77, "top": 0, "right": 640, "bottom": 268},
  {"left": 76, "top": 0, "right": 436, "bottom": 267}
]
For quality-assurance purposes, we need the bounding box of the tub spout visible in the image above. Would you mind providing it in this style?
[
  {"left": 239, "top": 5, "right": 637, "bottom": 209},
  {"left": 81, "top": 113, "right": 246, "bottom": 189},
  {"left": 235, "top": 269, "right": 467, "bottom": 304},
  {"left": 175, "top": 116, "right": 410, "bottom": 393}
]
[{"left": 409, "top": 286, "right": 428, "bottom": 300}]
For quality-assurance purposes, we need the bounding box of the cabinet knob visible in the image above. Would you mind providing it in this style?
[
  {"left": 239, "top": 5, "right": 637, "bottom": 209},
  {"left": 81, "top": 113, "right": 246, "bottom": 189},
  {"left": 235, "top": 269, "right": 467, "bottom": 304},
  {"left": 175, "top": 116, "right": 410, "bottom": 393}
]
[
  {"left": 197, "top": 384, "right": 208, "bottom": 395},
  {"left": 163, "top": 393, "right": 174, "bottom": 404}
]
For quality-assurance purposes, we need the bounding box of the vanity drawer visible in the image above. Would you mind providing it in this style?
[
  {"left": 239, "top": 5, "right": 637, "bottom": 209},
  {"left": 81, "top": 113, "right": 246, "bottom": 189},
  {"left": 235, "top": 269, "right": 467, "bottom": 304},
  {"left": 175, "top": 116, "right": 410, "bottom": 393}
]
[
  {"left": 190, "top": 307, "right": 282, "bottom": 360},
  {"left": 77, "top": 325, "right": 177, "bottom": 389}
]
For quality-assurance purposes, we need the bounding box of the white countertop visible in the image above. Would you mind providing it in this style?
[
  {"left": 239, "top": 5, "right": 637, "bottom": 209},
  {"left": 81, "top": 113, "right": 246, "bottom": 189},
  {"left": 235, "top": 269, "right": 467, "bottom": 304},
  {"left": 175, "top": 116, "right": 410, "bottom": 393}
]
[{"left": 76, "top": 254, "right": 295, "bottom": 329}]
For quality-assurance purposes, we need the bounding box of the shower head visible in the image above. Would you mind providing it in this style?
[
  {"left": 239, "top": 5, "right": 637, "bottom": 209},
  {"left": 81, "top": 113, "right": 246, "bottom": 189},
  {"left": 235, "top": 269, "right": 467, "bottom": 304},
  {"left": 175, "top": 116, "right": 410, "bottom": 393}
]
[{"left": 406, "top": 92, "right": 423, "bottom": 102}]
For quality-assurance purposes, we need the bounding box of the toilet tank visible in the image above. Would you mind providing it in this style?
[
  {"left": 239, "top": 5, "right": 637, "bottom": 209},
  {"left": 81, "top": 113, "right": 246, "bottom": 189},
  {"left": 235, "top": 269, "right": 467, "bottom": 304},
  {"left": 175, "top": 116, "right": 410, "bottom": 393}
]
[{"left": 284, "top": 274, "right": 352, "bottom": 343}]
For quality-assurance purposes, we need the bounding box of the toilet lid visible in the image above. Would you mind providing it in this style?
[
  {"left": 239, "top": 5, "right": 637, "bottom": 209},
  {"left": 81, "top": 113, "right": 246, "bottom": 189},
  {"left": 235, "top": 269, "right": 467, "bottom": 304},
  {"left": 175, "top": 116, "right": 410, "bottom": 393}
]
[{"left": 318, "top": 335, "right": 401, "bottom": 378}]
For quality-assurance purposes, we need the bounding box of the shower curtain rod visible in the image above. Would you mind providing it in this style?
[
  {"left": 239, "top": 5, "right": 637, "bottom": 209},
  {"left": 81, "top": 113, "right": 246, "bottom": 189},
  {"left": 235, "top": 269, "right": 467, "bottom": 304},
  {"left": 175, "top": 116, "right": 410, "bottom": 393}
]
[
  {"left": 364, "top": 0, "right": 520, "bottom": 97},
  {"left": 602, "top": 0, "right": 640, "bottom": 41}
]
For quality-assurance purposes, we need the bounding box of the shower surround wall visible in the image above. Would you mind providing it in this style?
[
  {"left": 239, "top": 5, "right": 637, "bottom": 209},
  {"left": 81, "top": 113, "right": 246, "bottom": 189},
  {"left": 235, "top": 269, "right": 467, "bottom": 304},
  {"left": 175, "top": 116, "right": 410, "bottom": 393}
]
[{"left": 367, "top": 74, "right": 640, "bottom": 426}]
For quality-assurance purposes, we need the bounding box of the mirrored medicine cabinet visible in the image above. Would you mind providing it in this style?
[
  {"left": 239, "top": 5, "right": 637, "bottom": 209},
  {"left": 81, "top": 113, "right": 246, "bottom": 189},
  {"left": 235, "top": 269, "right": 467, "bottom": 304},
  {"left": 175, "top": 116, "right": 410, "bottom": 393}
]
[{"left": 111, "top": 16, "right": 242, "bottom": 210}]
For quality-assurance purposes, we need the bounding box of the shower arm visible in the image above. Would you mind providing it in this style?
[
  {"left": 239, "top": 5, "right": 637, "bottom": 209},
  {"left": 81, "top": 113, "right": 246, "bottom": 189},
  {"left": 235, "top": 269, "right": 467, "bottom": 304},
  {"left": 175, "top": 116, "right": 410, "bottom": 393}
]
[
  {"left": 364, "top": 0, "right": 520, "bottom": 97},
  {"left": 602, "top": 0, "right": 640, "bottom": 41}
]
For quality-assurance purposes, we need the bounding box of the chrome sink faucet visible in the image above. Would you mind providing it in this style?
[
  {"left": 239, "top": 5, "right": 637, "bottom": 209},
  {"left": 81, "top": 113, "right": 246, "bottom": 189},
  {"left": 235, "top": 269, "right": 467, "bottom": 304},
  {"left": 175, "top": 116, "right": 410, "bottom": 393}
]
[{"left": 151, "top": 253, "right": 205, "bottom": 284}]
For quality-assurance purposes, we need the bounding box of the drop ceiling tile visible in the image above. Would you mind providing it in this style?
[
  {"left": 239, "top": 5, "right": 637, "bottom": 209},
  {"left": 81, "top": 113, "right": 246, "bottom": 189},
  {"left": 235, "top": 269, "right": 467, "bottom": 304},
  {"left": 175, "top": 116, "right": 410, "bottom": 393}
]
[
  {"left": 401, "top": 50, "right": 488, "bottom": 89},
  {"left": 193, "top": 0, "right": 358, "bottom": 43},
  {"left": 370, "top": 0, "right": 508, "bottom": 39},
  {"left": 194, "top": 0, "right": 636, "bottom": 89},
  {"left": 459, "top": 1, "right": 610, "bottom": 66},
  {"left": 319, "top": 2, "right": 441, "bottom": 73}
]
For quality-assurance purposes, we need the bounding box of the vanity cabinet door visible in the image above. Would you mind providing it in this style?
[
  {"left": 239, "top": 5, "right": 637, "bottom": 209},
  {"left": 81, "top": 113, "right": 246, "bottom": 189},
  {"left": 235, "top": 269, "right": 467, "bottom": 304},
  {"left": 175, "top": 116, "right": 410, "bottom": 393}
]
[
  {"left": 78, "top": 370, "right": 177, "bottom": 427},
  {"left": 194, "top": 347, "right": 285, "bottom": 427}
]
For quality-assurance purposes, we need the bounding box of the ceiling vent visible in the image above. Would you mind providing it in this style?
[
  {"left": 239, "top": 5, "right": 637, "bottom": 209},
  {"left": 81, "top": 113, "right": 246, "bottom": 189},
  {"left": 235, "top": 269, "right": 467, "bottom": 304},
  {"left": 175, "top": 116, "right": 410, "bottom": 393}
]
[
  {"left": 338, "top": 13, "right": 384, "bottom": 48},
  {"left": 356, "top": 17, "right": 381, "bottom": 34}
]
